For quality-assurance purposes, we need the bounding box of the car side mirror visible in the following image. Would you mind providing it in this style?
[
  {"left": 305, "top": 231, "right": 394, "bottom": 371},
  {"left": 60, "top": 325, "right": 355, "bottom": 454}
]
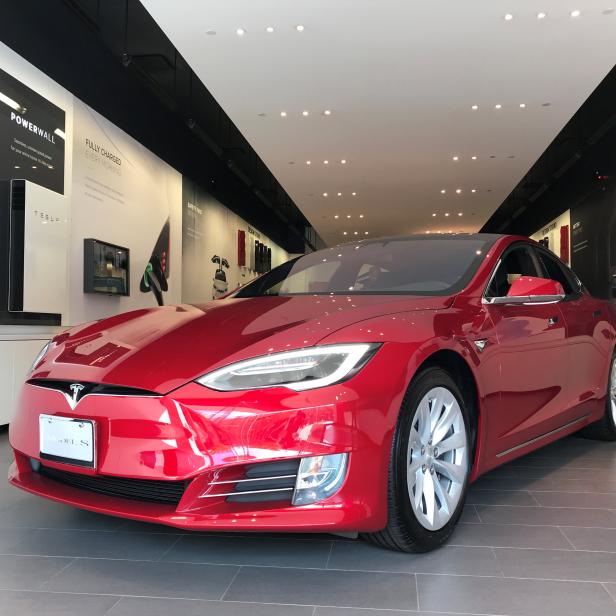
[{"left": 484, "top": 276, "right": 565, "bottom": 305}]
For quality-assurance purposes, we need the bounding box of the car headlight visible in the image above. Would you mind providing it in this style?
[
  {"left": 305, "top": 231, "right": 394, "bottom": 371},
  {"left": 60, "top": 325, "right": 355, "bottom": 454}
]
[
  {"left": 29, "top": 341, "right": 52, "bottom": 373},
  {"left": 197, "top": 343, "right": 380, "bottom": 392}
]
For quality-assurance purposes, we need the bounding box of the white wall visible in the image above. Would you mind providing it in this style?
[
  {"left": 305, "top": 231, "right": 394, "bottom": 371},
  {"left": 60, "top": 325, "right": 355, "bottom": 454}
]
[
  {"left": 530, "top": 210, "right": 571, "bottom": 265},
  {"left": 69, "top": 100, "right": 182, "bottom": 324}
]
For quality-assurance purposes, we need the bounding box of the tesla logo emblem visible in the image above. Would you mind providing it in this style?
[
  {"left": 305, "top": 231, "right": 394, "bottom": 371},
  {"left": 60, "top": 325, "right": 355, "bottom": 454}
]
[
  {"left": 69, "top": 383, "right": 85, "bottom": 406},
  {"left": 474, "top": 339, "right": 488, "bottom": 353}
]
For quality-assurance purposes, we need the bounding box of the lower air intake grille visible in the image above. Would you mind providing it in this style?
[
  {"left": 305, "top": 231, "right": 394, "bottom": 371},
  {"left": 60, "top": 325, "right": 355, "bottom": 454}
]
[
  {"left": 224, "top": 459, "right": 300, "bottom": 504},
  {"left": 39, "top": 464, "right": 187, "bottom": 505}
]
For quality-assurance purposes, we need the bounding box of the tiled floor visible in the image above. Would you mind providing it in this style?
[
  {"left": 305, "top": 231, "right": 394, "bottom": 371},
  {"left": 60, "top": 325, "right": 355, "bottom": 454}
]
[{"left": 1, "top": 428, "right": 616, "bottom": 616}]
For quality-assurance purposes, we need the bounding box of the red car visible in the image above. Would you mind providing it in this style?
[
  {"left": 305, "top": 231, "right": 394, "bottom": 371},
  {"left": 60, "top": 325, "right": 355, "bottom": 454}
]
[{"left": 8, "top": 234, "right": 616, "bottom": 552}]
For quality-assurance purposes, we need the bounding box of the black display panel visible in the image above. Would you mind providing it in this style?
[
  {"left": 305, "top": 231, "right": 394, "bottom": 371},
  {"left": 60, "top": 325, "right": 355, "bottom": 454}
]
[
  {"left": 83, "top": 239, "right": 130, "bottom": 296},
  {"left": 0, "top": 67, "right": 66, "bottom": 195}
]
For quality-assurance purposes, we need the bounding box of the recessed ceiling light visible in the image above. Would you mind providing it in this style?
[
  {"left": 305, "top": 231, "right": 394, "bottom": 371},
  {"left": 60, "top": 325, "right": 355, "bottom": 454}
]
[
  {"left": 341, "top": 159, "right": 347, "bottom": 164},
  {"left": 426, "top": 231, "right": 431, "bottom": 234},
  {"left": 504, "top": 13, "right": 513, "bottom": 21},
  {"left": 364, "top": 231, "right": 369, "bottom": 235},
  {"left": 14, "top": 165, "right": 20, "bottom": 169},
  {"left": 295, "top": 24, "right": 305, "bottom": 31},
  {"left": 359, "top": 214, "right": 364, "bottom": 218},
  {"left": 471, "top": 104, "right": 479, "bottom": 110},
  {"left": 334, "top": 215, "right": 339, "bottom": 219},
  {"left": 306, "top": 160, "right": 311, "bottom": 165},
  {"left": 458, "top": 212, "right": 463, "bottom": 216},
  {"left": 445, "top": 212, "right": 450, "bottom": 217},
  {"left": 537, "top": 12, "right": 547, "bottom": 19},
  {"left": 347, "top": 215, "right": 351, "bottom": 218},
  {"left": 440, "top": 189, "right": 446, "bottom": 194},
  {"left": 323, "top": 192, "right": 328, "bottom": 197},
  {"left": 337, "top": 192, "right": 342, "bottom": 196},
  {"left": 302, "top": 110, "right": 309, "bottom": 116},
  {"left": 471, "top": 155, "right": 477, "bottom": 160},
  {"left": 456, "top": 189, "right": 462, "bottom": 194},
  {"left": 280, "top": 111, "right": 287, "bottom": 117},
  {"left": 343, "top": 231, "right": 347, "bottom": 235},
  {"left": 323, "top": 160, "right": 329, "bottom": 164},
  {"left": 448, "top": 229, "right": 453, "bottom": 233},
  {"left": 494, "top": 104, "right": 502, "bottom": 109},
  {"left": 236, "top": 27, "right": 246, "bottom": 36},
  {"left": 352, "top": 192, "right": 357, "bottom": 196},
  {"left": 266, "top": 26, "right": 275, "bottom": 33},
  {"left": 324, "top": 110, "right": 332, "bottom": 116},
  {"left": 471, "top": 189, "right": 477, "bottom": 193},
  {"left": 432, "top": 213, "right": 437, "bottom": 217},
  {"left": 519, "top": 103, "right": 526, "bottom": 108},
  {"left": 452, "top": 156, "right": 459, "bottom": 161},
  {"left": 570, "top": 9, "right": 581, "bottom": 17},
  {"left": 32, "top": 165, "right": 37, "bottom": 169},
  {"left": 354, "top": 231, "right": 358, "bottom": 235}
]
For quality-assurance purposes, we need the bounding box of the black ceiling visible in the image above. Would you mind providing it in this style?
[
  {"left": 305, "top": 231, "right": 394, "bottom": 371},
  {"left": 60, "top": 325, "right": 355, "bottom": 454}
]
[
  {"left": 0, "top": 0, "right": 313, "bottom": 253},
  {"left": 481, "top": 64, "right": 616, "bottom": 236}
]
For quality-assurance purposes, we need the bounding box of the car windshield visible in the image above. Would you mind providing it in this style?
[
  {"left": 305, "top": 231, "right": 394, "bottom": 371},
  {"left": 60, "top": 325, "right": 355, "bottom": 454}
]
[{"left": 235, "top": 236, "right": 495, "bottom": 297}]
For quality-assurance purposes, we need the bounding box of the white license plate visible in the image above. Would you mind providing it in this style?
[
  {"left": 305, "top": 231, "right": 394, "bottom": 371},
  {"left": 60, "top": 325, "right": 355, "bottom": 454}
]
[{"left": 39, "top": 414, "right": 95, "bottom": 468}]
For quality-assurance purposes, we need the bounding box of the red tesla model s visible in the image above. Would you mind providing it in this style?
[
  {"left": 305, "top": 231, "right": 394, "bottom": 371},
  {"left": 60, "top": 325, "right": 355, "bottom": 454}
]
[{"left": 8, "top": 234, "right": 616, "bottom": 551}]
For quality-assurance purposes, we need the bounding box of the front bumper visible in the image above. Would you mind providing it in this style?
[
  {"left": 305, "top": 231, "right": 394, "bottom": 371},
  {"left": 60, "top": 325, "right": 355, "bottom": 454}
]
[{"left": 8, "top": 355, "right": 406, "bottom": 532}]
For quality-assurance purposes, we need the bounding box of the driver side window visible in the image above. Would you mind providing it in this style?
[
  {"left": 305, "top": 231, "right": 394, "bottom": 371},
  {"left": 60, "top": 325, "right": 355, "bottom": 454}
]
[{"left": 486, "top": 245, "right": 541, "bottom": 298}]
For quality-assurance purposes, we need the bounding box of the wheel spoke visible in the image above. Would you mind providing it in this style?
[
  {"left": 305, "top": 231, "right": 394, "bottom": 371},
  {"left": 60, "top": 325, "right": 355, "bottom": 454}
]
[
  {"left": 423, "top": 470, "right": 436, "bottom": 527},
  {"left": 434, "top": 430, "right": 466, "bottom": 455},
  {"left": 432, "top": 474, "right": 453, "bottom": 515},
  {"left": 433, "top": 459, "right": 465, "bottom": 485},
  {"left": 429, "top": 390, "right": 446, "bottom": 432},
  {"left": 432, "top": 399, "right": 458, "bottom": 444},
  {"left": 413, "top": 468, "right": 424, "bottom": 510},
  {"left": 416, "top": 399, "right": 431, "bottom": 444}
]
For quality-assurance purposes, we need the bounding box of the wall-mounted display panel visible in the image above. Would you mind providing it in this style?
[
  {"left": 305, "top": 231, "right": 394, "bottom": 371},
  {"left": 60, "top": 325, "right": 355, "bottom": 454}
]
[{"left": 0, "top": 66, "right": 66, "bottom": 195}]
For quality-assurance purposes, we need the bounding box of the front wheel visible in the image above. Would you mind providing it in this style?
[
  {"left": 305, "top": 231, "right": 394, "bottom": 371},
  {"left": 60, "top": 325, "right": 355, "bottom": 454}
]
[
  {"left": 581, "top": 354, "right": 616, "bottom": 441},
  {"left": 362, "top": 367, "right": 471, "bottom": 552}
]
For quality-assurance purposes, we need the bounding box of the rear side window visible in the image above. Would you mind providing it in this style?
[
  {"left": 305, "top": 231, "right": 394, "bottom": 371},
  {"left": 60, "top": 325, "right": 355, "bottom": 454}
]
[
  {"left": 486, "top": 245, "right": 541, "bottom": 298},
  {"left": 537, "top": 250, "right": 579, "bottom": 296}
]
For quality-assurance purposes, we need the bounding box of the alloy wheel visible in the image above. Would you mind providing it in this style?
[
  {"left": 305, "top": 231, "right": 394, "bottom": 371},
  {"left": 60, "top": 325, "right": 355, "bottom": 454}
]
[
  {"left": 611, "top": 357, "right": 616, "bottom": 425},
  {"left": 406, "top": 386, "right": 468, "bottom": 530}
]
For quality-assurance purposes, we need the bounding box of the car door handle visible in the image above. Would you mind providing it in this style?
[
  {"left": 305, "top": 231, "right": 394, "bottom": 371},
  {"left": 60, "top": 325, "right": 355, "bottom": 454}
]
[{"left": 548, "top": 316, "right": 559, "bottom": 326}]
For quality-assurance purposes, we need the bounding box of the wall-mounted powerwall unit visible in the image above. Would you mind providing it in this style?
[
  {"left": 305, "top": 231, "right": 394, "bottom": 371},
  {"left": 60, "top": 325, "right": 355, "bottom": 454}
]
[{"left": 3, "top": 179, "right": 68, "bottom": 315}]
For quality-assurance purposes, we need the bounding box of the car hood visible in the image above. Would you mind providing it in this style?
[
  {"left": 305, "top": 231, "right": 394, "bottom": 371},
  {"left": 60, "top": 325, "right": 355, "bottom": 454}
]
[{"left": 33, "top": 294, "right": 453, "bottom": 393}]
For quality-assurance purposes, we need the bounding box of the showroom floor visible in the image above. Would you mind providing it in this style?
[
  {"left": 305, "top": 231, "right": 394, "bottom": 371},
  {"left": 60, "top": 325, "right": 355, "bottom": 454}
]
[{"left": 1, "top": 429, "right": 616, "bottom": 616}]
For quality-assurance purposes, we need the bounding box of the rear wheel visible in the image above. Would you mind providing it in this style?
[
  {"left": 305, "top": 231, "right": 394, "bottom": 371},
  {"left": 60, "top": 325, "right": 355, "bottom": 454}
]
[
  {"left": 363, "top": 367, "right": 471, "bottom": 552},
  {"left": 581, "top": 354, "right": 616, "bottom": 441}
]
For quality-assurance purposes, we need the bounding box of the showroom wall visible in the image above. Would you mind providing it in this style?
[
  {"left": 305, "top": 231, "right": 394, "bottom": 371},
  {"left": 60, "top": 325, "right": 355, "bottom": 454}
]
[
  {"left": 530, "top": 210, "right": 571, "bottom": 266},
  {"left": 0, "top": 42, "right": 289, "bottom": 423}
]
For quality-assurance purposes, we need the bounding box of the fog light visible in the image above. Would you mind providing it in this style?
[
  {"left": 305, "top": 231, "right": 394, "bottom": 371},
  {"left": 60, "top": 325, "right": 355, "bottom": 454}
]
[{"left": 292, "top": 453, "right": 348, "bottom": 506}]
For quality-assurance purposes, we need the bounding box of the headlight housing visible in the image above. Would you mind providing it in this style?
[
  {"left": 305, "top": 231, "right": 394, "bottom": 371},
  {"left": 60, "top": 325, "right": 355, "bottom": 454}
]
[
  {"left": 292, "top": 453, "right": 348, "bottom": 506},
  {"left": 197, "top": 343, "right": 379, "bottom": 392},
  {"left": 29, "top": 341, "right": 52, "bottom": 373}
]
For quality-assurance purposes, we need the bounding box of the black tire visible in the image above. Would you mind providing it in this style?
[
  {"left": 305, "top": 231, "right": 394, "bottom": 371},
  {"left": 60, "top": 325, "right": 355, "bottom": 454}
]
[
  {"left": 580, "top": 355, "right": 616, "bottom": 441},
  {"left": 362, "top": 367, "right": 472, "bottom": 552}
]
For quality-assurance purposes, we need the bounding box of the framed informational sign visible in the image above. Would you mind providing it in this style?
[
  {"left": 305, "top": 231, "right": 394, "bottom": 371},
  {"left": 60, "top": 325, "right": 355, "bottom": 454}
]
[{"left": 0, "top": 67, "right": 66, "bottom": 195}]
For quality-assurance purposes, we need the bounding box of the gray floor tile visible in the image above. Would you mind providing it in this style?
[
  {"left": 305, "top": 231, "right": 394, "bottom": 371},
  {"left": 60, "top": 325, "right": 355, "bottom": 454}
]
[
  {"left": 0, "top": 554, "right": 73, "bottom": 591},
  {"left": 8, "top": 528, "right": 180, "bottom": 560},
  {"left": 560, "top": 526, "right": 616, "bottom": 552},
  {"left": 473, "top": 475, "right": 616, "bottom": 494},
  {"left": 108, "top": 596, "right": 314, "bottom": 616},
  {"left": 328, "top": 542, "right": 501, "bottom": 575},
  {"left": 476, "top": 504, "right": 616, "bottom": 527},
  {"left": 0, "top": 496, "right": 123, "bottom": 530},
  {"left": 494, "top": 546, "right": 616, "bottom": 583},
  {"left": 0, "top": 527, "right": 29, "bottom": 552},
  {"left": 417, "top": 573, "right": 616, "bottom": 616},
  {"left": 316, "top": 610, "right": 462, "bottom": 616},
  {"left": 0, "top": 589, "right": 120, "bottom": 616},
  {"left": 224, "top": 567, "right": 418, "bottom": 610},
  {"left": 532, "top": 491, "right": 616, "bottom": 509},
  {"left": 162, "top": 534, "right": 332, "bottom": 568},
  {"left": 450, "top": 522, "right": 573, "bottom": 549},
  {"left": 459, "top": 504, "right": 481, "bottom": 523},
  {"left": 467, "top": 488, "right": 538, "bottom": 506},
  {"left": 43, "top": 557, "right": 239, "bottom": 599}
]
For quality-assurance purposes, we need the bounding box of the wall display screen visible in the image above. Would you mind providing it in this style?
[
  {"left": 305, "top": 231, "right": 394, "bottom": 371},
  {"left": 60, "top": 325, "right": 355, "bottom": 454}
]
[
  {"left": 83, "top": 239, "right": 130, "bottom": 296},
  {"left": 0, "top": 67, "right": 66, "bottom": 195}
]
